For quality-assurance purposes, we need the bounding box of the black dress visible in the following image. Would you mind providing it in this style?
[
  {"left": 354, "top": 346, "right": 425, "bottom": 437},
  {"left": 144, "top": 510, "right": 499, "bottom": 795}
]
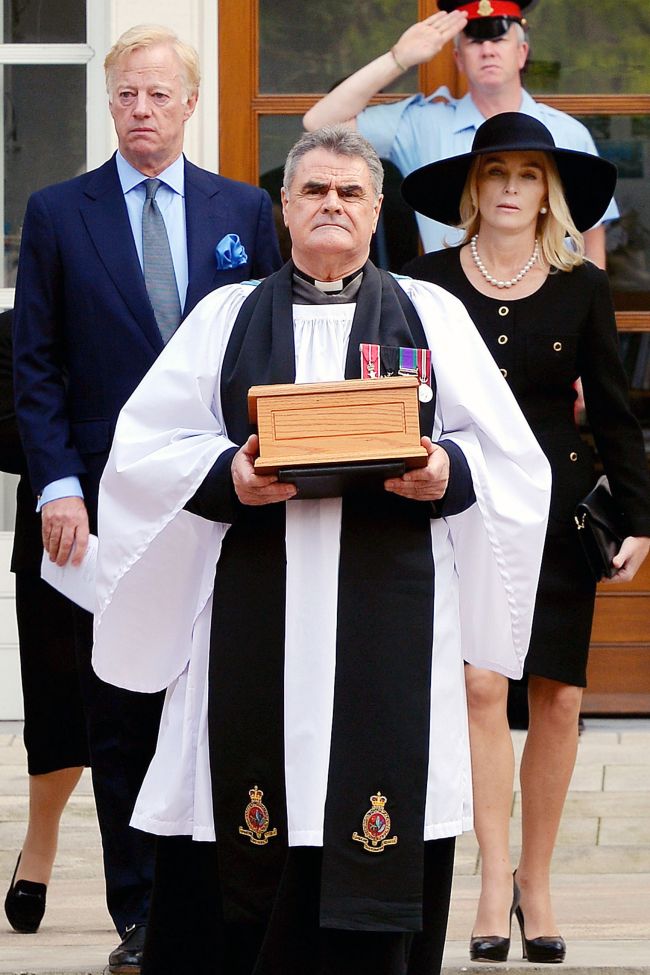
[
  {"left": 0, "top": 310, "right": 89, "bottom": 774},
  {"left": 403, "top": 248, "right": 650, "bottom": 686}
]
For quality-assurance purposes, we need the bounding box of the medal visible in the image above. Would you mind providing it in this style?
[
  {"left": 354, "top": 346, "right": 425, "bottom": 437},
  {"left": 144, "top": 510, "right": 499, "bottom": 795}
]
[
  {"left": 361, "top": 343, "right": 432, "bottom": 403},
  {"left": 398, "top": 346, "right": 418, "bottom": 377},
  {"left": 399, "top": 347, "right": 433, "bottom": 403},
  {"left": 360, "top": 343, "right": 381, "bottom": 379},
  {"left": 417, "top": 347, "right": 433, "bottom": 403}
]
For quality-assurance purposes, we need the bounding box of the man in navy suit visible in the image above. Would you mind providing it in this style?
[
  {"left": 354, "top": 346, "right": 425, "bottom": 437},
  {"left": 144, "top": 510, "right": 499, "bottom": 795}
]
[{"left": 13, "top": 23, "right": 281, "bottom": 973}]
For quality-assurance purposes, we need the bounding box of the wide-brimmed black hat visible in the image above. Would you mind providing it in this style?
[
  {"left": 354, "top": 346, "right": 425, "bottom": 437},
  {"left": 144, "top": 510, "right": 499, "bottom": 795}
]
[
  {"left": 401, "top": 112, "right": 617, "bottom": 232},
  {"left": 437, "top": 1, "right": 537, "bottom": 40}
]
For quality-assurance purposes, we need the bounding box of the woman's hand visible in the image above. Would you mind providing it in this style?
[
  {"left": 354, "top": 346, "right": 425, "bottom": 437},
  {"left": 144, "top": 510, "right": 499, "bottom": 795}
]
[{"left": 608, "top": 535, "right": 650, "bottom": 582}]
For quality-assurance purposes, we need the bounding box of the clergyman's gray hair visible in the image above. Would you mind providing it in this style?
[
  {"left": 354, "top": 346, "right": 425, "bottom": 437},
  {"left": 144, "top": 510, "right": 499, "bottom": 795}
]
[{"left": 283, "top": 125, "right": 384, "bottom": 200}]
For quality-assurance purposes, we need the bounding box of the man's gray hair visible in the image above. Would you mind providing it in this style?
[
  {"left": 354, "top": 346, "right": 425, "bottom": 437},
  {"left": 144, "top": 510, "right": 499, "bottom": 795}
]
[{"left": 283, "top": 125, "right": 384, "bottom": 199}]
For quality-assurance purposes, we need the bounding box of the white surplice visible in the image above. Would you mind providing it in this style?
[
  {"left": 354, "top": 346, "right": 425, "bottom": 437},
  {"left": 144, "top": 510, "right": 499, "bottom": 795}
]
[{"left": 93, "top": 276, "right": 551, "bottom": 842}]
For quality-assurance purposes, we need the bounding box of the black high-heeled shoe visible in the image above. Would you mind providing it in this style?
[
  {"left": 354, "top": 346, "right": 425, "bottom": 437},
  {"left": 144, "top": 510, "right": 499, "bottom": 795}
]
[
  {"left": 4, "top": 853, "right": 47, "bottom": 933},
  {"left": 514, "top": 903, "right": 566, "bottom": 963},
  {"left": 469, "top": 875, "right": 520, "bottom": 962}
]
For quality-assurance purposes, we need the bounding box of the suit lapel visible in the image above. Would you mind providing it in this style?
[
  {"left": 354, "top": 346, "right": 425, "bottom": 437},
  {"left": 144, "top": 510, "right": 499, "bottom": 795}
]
[
  {"left": 80, "top": 156, "right": 163, "bottom": 353},
  {"left": 184, "top": 160, "right": 226, "bottom": 317}
]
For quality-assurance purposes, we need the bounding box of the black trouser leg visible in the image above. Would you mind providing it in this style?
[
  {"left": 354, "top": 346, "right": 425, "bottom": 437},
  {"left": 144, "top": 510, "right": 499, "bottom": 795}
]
[
  {"left": 407, "top": 836, "right": 456, "bottom": 975},
  {"left": 73, "top": 607, "right": 163, "bottom": 934},
  {"left": 141, "top": 835, "right": 265, "bottom": 975}
]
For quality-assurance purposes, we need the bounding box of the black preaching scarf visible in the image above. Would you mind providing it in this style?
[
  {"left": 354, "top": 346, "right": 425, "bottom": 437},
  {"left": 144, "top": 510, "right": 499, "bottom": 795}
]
[{"left": 209, "top": 260, "right": 437, "bottom": 932}]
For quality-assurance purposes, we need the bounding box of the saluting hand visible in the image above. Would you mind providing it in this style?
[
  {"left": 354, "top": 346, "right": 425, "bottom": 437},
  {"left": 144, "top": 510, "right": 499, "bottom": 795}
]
[
  {"left": 384, "top": 436, "right": 449, "bottom": 501},
  {"left": 231, "top": 434, "right": 297, "bottom": 506},
  {"left": 391, "top": 10, "right": 468, "bottom": 71}
]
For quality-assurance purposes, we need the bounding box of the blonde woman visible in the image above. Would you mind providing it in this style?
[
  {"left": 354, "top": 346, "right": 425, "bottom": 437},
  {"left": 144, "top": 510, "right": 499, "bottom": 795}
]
[{"left": 402, "top": 113, "right": 650, "bottom": 964}]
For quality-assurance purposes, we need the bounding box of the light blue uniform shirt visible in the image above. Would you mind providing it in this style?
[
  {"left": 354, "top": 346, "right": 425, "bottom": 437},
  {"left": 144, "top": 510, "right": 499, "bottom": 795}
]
[
  {"left": 358, "top": 88, "right": 619, "bottom": 254},
  {"left": 39, "top": 152, "right": 189, "bottom": 509}
]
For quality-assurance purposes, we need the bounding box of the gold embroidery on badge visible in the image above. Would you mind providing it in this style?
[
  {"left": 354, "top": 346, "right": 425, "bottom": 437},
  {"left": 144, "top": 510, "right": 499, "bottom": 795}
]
[
  {"left": 352, "top": 792, "right": 399, "bottom": 853},
  {"left": 238, "top": 785, "right": 278, "bottom": 845}
]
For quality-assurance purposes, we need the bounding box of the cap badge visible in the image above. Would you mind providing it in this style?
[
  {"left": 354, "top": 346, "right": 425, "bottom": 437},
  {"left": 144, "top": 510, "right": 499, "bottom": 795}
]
[
  {"left": 352, "top": 792, "right": 399, "bottom": 853},
  {"left": 238, "top": 785, "right": 278, "bottom": 846},
  {"left": 478, "top": 0, "right": 495, "bottom": 14}
]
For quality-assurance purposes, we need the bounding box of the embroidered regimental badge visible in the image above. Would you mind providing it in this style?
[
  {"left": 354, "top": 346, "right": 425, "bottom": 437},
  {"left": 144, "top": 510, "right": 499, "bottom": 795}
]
[
  {"left": 352, "top": 792, "right": 399, "bottom": 853},
  {"left": 238, "top": 785, "right": 278, "bottom": 845},
  {"left": 478, "top": 0, "right": 495, "bottom": 14}
]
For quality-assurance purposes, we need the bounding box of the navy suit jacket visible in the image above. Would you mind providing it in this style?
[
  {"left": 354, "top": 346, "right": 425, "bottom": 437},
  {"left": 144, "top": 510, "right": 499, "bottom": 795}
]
[{"left": 13, "top": 154, "right": 281, "bottom": 522}]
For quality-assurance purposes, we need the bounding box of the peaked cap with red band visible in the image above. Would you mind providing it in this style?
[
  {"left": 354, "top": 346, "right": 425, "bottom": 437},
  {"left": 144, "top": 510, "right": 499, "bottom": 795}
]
[{"left": 437, "top": 0, "right": 537, "bottom": 39}]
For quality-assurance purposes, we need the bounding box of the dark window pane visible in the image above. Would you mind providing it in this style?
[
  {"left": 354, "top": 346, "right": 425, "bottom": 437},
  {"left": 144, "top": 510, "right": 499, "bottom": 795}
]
[
  {"left": 526, "top": 0, "right": 650, "bottom": 95},
  {"left": 578, "top": 116, "right": 650, "bottom": 312},
  {"left": 259, "top": 0, "right": 418, "bottom": 94},
  {"left": 4, "top": 65, "right": 86, "bottom": 287},
  {"left": 3, "top": 0, "right": 85, "bottom": 42},
  {"left": 258, "top": 115, "right": 305, "bottom": 262},
  {"left": 259, "top": 114, "right": 305, "bottom": 180},
  {"left": 614, "top": 333, "right": 649, "bottom": 458}
]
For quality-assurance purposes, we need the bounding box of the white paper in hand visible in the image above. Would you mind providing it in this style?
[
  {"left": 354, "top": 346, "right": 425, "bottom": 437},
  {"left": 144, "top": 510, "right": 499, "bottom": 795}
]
[{"left": 40, "top": 533, "right": 98, "bottom": 614}]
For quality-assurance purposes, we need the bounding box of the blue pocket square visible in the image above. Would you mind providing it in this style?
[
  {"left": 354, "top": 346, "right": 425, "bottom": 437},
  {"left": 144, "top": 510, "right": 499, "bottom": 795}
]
[{"left": 215, "top": 234, "right": 248, "bottom": 270}]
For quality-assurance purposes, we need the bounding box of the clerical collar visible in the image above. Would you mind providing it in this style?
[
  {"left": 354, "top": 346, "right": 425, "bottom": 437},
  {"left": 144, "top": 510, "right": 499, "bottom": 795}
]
[
  {"left": 292, "top": 266, "right": 365, "bottom": 305},
  {"left": 294, "top": 266, "right": 364, "bottom": 292}
]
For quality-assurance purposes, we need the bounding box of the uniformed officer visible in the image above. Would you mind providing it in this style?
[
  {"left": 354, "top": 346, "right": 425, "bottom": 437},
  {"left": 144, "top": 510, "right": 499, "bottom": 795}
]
[{"left": 303, "top": 0, "right": 616, "bottom": 265}]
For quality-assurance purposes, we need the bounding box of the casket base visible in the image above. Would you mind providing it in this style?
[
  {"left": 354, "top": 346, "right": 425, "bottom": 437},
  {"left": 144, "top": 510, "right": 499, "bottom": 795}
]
[{"left": 277, "top": 459, "right": 406, "bottom": 499}]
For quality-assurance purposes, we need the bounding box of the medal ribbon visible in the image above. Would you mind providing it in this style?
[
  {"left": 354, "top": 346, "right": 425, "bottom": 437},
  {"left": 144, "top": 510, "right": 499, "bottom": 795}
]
[
  {"left": 418, "top": 347, "right": 432, "bottom": 388},
  {"left": 398, "top": 346, "right": 417, "bottom": 375},
  {"left": 360, "top": 342, "right": 381, "bottom": 379},
  {"left": 360, "top": 344, "right": 432, "bottom": 390}
]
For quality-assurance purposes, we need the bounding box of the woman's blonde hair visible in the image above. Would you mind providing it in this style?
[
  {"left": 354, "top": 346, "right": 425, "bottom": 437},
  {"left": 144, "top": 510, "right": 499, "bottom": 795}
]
[{"left": 457, "top": 153, "right": 585, "bottom": 270}]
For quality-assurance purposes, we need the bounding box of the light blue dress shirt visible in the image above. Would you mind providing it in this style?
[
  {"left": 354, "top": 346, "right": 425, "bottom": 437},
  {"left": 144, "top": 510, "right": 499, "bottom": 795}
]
[
  {"left": 38, "top": 152, "right": 189, "bottom": 510},
  {"left": 358, "top": 88, "right": 619, "bottom": 254},
  {"left": 115, "top": 150, "right": 189, "bottom": 310}
]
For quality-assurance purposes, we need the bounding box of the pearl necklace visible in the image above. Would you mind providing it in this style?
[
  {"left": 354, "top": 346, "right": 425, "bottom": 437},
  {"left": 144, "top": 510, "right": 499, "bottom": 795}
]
[{"left": 470, "top": 234, "right": 539, "bottom": 289}]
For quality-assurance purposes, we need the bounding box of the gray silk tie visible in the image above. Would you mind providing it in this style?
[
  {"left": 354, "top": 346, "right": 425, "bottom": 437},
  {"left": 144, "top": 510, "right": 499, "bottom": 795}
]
[{"left": 142, "top": 178, "right": 182, "bottom": 343}]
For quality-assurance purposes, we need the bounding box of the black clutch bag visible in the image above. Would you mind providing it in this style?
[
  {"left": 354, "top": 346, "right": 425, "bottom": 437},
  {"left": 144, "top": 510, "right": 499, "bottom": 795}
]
[{"left": 574, "top": 476, "right": 625, "bottom": 581}]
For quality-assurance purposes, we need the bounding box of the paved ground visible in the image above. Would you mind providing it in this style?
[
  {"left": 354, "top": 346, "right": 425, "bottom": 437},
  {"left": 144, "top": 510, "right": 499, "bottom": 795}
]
[{"left": 0, "top": 718, "right": 648, "bottom": 974}]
